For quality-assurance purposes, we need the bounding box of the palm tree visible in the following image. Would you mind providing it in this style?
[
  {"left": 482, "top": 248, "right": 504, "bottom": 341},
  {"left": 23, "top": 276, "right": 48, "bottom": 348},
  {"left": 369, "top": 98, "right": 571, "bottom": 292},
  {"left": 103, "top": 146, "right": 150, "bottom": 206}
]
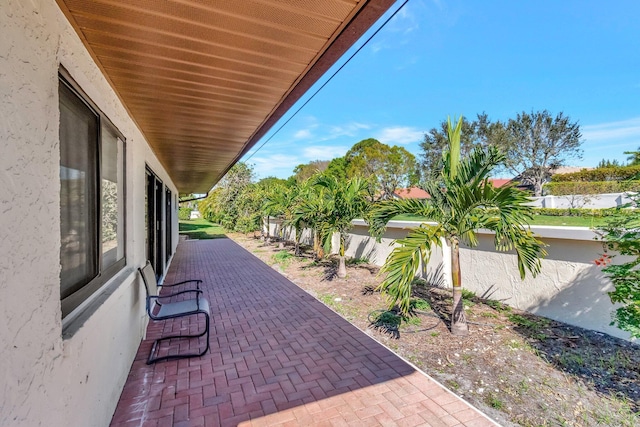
[
  {"left": 283, "top": 179, "right": 313, "bottom": 256},
  {"left": 314, "top": 175, "right": 370, "bottom": 278},
  {"left": 294, "top": 181, "right": 329, "bottom": 260},
  {"left": 624, "top": 147, "right": 640, "bottom": 165},
  {"left": 370, "top": 116, "right": 546, "bottom": 336},
  {"left": 261, "top": 183, "right": 287, "bottom": 245}
]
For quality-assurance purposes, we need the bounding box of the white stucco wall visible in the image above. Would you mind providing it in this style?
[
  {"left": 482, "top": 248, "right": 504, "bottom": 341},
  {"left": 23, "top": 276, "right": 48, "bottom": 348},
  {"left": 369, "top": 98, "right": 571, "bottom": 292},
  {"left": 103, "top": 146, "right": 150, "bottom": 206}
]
[
  {"left": 0, "top": 1, "right": 179, "bottom": 426},
  {"left": 529, "top": 192, "right": 633, "bottom": 209},
  {"left": 266, "top": 219, "right": 631, "bottom": 341},
  {"left": 459, "top": 226, "right": 629, "bottom": 340}
]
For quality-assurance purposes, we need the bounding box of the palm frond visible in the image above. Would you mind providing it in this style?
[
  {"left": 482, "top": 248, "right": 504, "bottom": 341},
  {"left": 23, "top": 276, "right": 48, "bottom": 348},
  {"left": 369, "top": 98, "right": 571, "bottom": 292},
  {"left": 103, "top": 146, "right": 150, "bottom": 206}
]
[
  {"left": 446, "top": 116, "right": 463, "bottom": 179},
  {"left": 453, "top": 145, "right": 504, "bottom": 189},
  {"left": 378, "top": 224, "right": 444, "bottom": 315},
  {"left": 369, "top": 198, "right": 436, "bottom": 238}
]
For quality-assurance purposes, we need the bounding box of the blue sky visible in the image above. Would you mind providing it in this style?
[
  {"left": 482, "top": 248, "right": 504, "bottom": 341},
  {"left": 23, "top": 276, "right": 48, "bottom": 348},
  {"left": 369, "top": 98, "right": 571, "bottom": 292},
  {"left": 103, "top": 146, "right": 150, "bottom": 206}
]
[{"left": 242, "top": 0, "right": 640, "bottom": 180}]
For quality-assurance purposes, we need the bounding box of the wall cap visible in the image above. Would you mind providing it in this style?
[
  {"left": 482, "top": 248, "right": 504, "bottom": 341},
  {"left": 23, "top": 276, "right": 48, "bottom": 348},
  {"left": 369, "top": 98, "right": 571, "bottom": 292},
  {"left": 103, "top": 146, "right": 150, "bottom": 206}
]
[{"left": 350, "top": 219, "right": 599, "bottom": 241}]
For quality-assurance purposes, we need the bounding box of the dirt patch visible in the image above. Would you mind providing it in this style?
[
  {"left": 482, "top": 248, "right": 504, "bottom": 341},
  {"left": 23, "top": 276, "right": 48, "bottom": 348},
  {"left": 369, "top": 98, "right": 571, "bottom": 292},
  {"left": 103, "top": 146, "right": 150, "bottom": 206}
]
[{"left": 228, "top": 233, "right": 639, "bottom": 427}]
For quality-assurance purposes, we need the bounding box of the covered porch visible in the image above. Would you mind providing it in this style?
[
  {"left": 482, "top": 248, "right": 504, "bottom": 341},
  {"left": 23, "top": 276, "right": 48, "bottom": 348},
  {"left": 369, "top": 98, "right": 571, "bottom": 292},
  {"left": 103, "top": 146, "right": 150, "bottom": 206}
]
[{"left": 110, "top": 238, "right": 496, "bottom": 427}]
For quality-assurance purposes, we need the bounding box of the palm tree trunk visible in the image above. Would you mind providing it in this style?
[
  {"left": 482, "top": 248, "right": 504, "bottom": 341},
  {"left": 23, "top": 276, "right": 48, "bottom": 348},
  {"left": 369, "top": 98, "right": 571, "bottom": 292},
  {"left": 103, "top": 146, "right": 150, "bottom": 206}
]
[
  {"left": 294, "top": 226, "right": 301, "bottom": 256},
  {"left": 313, "top": 230, "right": 323, "bottom": 260},
  {"left": 265, "top": 216, "right": 271, "bottom": 244},
  {"left": 337, "top": 256, "right": 347, "bottom": 278},
  {"left": 450, "top": 239, "right": 469, "bottom": 336},
  {"left": 337, "top": 236, "right": 347, "bottom": 278}
]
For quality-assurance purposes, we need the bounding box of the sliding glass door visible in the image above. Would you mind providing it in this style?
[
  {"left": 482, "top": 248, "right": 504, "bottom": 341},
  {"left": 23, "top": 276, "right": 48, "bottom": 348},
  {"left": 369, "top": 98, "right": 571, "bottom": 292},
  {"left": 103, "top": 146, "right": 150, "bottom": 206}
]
[{"left": 145, "top": 168, "right": 164, "bottom": 279}]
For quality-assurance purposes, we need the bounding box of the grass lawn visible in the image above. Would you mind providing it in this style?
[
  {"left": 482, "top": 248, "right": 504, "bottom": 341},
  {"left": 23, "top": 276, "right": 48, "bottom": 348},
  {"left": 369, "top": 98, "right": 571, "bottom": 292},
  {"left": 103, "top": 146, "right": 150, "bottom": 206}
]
[
  {"left": 530, "top": 214, "right": 607, "bottom": 227},
  {"left": 393, "top": 213, "right": 607, "bottom": 227},
  {"left": 179, "top": 218, "right": 226, "bottom": 239}
]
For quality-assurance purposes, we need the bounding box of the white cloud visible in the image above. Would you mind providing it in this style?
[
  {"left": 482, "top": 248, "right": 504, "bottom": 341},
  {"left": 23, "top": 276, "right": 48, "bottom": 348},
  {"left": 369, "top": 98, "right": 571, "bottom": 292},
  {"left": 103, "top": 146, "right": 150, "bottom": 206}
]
[
  {"left": 250, "top": 153, "right": 301, "bottom": 177},
  {"left": 293, "top": 129, "right": 312, "bottom": 139},
  {"left": 244, "top": 119, "right": 372, "bottom": 178},
  {"left": 376, "top": 126, "right": 424, "bottom": 145},
  {"left": 325, "top": 122, "right": 371, "bottom": 139},
  {"left": 582, "top": 117, "right": 640, "bottom": 142},
  {"left": 369, "top": 5, "right": 419, "bottom": 54},
  {"left": 392, "top": 5, "right": 420, "bottom": 34},
  {"left": 302, "top": 145, "right": 349, "bottom": 160}
]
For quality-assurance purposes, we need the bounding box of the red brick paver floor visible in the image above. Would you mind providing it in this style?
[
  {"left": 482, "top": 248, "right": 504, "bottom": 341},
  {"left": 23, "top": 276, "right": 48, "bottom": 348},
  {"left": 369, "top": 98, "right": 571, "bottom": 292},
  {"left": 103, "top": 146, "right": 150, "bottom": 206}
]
[{"left": 110, "top": 239, "right": 498, "bottom": 427}]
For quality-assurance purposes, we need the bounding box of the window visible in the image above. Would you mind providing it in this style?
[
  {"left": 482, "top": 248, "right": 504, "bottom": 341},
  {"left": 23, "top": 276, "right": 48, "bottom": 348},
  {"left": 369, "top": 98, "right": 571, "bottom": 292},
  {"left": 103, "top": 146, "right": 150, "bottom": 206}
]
[{"left": 59, "top": 73, "right": 126, "bottom": 319}]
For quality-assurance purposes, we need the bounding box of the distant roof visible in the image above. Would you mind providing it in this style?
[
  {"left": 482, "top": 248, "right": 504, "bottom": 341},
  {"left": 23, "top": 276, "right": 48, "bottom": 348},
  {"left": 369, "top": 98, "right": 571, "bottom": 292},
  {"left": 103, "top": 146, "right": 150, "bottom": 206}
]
[
  {"left": 488, "top": 178, "right": 512, "bottom": 188},
  {"left": 552, "top": 166, "right": 594, "bottom": 175},
  {"left": 394, "top": 187, "right": 430, "bottom": 199}
]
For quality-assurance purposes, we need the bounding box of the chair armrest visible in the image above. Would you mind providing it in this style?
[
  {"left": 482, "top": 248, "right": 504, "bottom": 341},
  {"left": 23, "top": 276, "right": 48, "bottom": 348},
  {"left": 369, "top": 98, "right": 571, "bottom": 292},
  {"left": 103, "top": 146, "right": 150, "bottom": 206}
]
[
  {"left": 162, "top": 279, "right": 202, "bottom": 289},
  {"left": 154, "top": 289, "right": 202, "bottom": 301}
]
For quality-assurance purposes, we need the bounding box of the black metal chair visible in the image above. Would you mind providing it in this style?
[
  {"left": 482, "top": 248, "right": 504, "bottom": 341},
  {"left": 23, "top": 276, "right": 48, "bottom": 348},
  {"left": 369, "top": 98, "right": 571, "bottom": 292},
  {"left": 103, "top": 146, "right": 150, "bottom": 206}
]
[{"left": 139, "top": 261, "right": 210, "bottom": 364}]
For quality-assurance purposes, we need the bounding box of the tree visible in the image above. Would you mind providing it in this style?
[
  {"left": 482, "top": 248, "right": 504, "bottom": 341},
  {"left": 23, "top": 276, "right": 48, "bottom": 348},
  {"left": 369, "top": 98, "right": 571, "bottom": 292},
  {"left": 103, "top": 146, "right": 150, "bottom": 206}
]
[
  {"left": 624, "top": 147, "right": 640, "bottom": 165},
  {"left": 293, "top": 181, "right": 330, "bottom": 260},
  {"left": 292, "top": 160, "right": 329, "bottom": 182},
  {"left": 198, "top": 187, "right": 222, "bottom": 222},
  {"left": 283, "top": 179, "right": 314, "bottom": 256},
  {"left": 198, "top": 162, "right": 255, "bottom": 230},
  {"left": 419, "top": 114, "right": 491, "bottom": 180},
  {"left": 257, "top": 176, "right": 289, "bottom": 188},
  {"left": 344, "top": 138, "right": 418, "bottom": 200},
  {"left": 370, "top": 116, "right": 546, "bottom": 336},
  {"left": 421, "top": 111, "right": 584, "bottom": 196},
  {"left": 261, "top": 181, "right": 289, "bottom": 245},
  {"left": 313, "top": 175, "right": 370, "bottom": 278},
  {"left": 324, "top": 157, "right": 348, "bottom": 181},
  {"left": 597, "top": 159, "right": 623, "bottom": 168},
  {"left": 499, "top": 110, "right": 583, "bottom": 196}
]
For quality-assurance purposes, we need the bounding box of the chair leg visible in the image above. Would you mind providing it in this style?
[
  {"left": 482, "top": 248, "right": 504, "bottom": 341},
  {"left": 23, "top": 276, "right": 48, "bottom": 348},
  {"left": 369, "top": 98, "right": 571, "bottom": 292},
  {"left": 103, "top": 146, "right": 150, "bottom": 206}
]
[{"left": 147, "top": 312, "right": 211, "bottom": 364}]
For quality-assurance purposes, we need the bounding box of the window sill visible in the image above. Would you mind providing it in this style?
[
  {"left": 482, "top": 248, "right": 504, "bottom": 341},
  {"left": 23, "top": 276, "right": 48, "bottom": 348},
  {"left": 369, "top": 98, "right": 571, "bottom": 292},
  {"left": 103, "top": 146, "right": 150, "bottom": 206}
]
[{"left": 62, "top": 267, "right": 135, "bottom": 339}]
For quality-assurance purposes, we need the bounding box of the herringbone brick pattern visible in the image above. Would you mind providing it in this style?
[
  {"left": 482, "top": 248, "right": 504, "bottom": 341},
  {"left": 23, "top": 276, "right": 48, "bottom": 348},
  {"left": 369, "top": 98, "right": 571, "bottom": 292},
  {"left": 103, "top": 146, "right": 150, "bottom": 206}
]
[{"left": 110, "top": 239, "right": 497, "bottom": 427}]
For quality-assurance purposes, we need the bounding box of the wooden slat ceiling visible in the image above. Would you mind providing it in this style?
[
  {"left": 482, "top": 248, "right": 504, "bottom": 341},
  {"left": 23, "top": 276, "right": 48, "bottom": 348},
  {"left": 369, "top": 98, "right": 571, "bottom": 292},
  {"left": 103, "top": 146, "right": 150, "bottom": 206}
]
[{"left": 56, "top": 0, "right": 395, "bottom": 194}]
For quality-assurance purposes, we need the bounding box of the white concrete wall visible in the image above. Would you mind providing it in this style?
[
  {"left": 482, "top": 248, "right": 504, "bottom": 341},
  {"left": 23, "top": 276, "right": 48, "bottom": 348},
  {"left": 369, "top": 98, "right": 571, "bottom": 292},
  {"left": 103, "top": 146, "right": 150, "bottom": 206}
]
[
  {"left": 459, "top": 226, "right": 630, "bottom": 340},
  {"left": 529, "top": 192, "right": 633, "bottom": 209},
  {"left": 265, "top": 218, "right": 631, "bottom": 341},
  {"left": 0, "top": 1, "right": 178, "bottom": 426}
]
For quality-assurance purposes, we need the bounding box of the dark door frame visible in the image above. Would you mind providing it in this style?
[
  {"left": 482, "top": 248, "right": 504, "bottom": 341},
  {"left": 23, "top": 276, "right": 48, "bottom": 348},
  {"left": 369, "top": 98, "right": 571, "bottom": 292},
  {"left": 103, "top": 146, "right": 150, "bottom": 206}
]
[{"left": 145, "top": 167, "right": 164, "bottom": 279}]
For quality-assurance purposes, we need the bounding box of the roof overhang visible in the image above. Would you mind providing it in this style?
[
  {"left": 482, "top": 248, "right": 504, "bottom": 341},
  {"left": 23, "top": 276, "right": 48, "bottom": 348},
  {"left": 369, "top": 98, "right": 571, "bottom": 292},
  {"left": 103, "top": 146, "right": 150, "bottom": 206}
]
[{"left": 56, "top": 0, "right": 396, "bottom": 194}]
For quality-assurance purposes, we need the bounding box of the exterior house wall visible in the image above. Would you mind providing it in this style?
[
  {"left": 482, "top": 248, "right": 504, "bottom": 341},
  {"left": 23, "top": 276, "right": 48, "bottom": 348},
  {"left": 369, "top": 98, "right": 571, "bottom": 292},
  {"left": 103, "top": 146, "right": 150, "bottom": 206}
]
[
  {"left": 265, "top": 219, "right": 630, "bottom": 341},
  {"left": 1, "top": 1, "right": 178, "bottom": 426}
]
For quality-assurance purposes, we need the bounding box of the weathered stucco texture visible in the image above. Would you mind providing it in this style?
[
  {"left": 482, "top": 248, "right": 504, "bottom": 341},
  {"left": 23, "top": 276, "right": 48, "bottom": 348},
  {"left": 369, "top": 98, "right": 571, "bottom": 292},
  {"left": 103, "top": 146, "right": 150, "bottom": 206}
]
[
  {"left": 460, "top": 229, "right": 630, "bottom": 340},
  {"left": 1, "top": 1, "right": 178, "bottom": 426}
]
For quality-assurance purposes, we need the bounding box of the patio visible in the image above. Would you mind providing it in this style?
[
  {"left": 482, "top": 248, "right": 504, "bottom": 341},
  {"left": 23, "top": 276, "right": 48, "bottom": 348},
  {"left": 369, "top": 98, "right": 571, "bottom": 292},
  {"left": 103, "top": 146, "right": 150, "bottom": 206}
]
[{"left": 110, "top": 238, "right": 497, "bottom": 427}]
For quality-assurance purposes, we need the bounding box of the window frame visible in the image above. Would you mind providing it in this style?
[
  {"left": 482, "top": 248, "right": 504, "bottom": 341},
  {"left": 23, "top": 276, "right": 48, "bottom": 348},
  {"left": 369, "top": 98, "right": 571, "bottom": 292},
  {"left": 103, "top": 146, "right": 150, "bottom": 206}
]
[{"left": 59, "top": 68, "right": 127, "bottom": 320}]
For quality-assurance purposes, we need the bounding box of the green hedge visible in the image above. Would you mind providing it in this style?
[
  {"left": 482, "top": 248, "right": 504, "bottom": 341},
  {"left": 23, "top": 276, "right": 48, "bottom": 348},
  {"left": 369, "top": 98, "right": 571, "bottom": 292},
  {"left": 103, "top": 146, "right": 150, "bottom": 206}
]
[
  {"left": 531, "top": 207, "right": 637, "bottom": 218},
  {"left": 551, "top": 165, "right": 640, "bottom": 182},
  {"left": 178, "top": 207, "right": 192, "bottom": 220},
  {"left": 544, "top": 181, "right": 640, "bottom": 196}
]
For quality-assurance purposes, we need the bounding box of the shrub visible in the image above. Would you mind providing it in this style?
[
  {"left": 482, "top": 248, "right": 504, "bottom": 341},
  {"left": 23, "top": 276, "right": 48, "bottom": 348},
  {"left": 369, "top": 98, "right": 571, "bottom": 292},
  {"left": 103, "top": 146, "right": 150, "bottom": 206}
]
[
  {"left": 272, "top": 250, "right": 294, "bottom": 267},
  {"left": 178, "top": 207, "right": 192, "bottom": 220},
  {"left": 544, "top": 181, "right": 640, "bottom": 196},
  {"left": 551, "top": 165, "right": 640, "bottom": 182},
  {"left": 409, "top": 298, "right": 431, "bottom": 311},
  {"left": 235, "top": 214, "right": 260, "bottom": 234},
  {"left": 531, "top": 207, "right": 636, "bottom": 218},
  {"left": 595, "top": 193, "right": 640, "bottom": 338}
]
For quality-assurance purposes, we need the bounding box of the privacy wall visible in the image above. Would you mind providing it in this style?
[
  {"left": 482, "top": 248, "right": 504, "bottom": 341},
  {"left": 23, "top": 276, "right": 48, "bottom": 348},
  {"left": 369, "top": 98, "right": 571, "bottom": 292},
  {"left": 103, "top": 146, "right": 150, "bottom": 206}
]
[{"left": 266, "top": 219, "right": 630, "bottom": 341}]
